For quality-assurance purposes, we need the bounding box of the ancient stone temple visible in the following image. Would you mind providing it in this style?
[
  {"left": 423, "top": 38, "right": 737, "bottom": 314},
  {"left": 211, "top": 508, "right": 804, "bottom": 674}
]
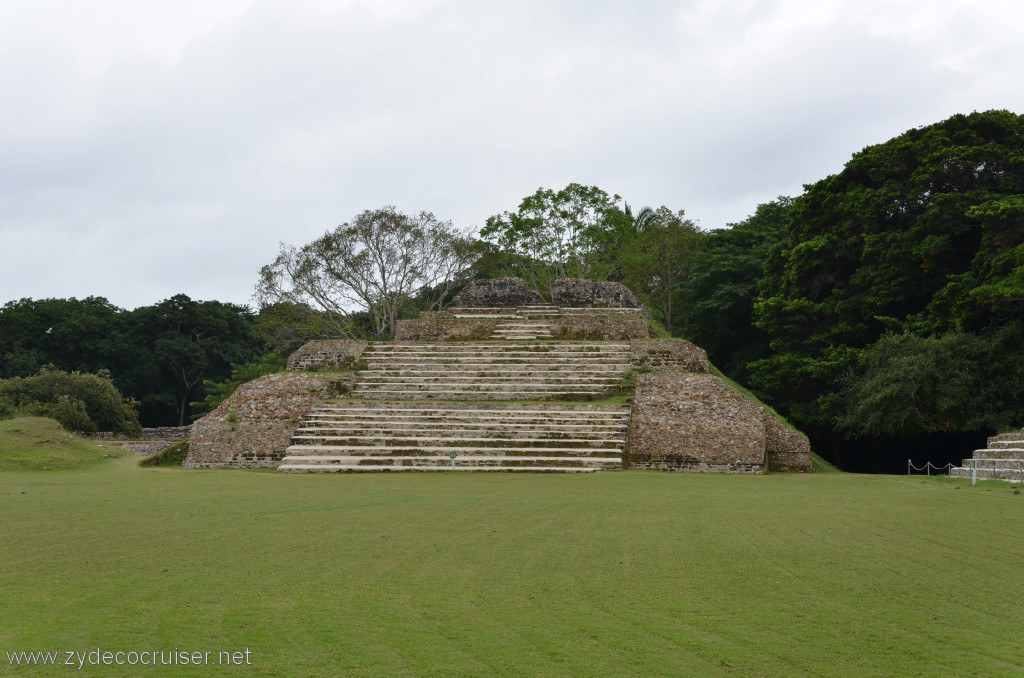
[{"left": 184, "top": 278, "right": 813, "bottom": 473}]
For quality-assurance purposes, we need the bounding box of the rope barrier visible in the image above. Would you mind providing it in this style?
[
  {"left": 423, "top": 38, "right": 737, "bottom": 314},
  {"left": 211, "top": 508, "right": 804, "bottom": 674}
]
[
  {"left": 906, "top": 460, "right": 955, "bottom": 478},
  {"left": 907, "top": 461, "right": 955, "bottom": 473}
]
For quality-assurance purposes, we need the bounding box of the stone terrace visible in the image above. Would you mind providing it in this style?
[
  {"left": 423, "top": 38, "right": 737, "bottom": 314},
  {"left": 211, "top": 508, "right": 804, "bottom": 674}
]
[
  {"left": 278, "top": 402, "right": 630, "bottom": 473},
  {"left": 276, "top": 339, "right": 634, "bottom": 472},
  {"left": 352, "top": 341, "right": 631, "bottom": 401}
]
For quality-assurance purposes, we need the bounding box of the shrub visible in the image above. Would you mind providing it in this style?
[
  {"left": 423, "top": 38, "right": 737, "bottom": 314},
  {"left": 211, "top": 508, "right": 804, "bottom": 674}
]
[
  {"left": 0, "top": 367, "right": 142, "bottom": 435},
  {"left": 19, "top": 395, "right": 96, "bottom": 433},
  {"left": 0, "top": 395, "right": 15, "bottom": 420}
]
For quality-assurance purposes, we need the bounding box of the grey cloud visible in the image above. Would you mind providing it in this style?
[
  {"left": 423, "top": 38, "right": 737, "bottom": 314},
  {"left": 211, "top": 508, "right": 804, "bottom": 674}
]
[{"left": 1, "top": 0, "right": 1022, "bottom": 308}]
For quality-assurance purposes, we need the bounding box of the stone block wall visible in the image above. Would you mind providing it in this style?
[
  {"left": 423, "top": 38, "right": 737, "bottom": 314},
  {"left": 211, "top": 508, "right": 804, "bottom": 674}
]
[
  {"left": 629, "top": 373, "right": 767, "bottom": 473},
  {"left": 287, "top": 340, "right": 368, "bottom": 371},
  {"left": 763, "top": 416, "right": 813, "bottom": 472},
  {"left": 394, "top": 317, "right": 498, "bottom": 342},
  {"left": 451, "top": 278, "right": 543, "bottom": 307},
  {"left": 95, "top": 426, "right": 192, "bottom": 442},
  {"left": 627, "top": 370, "right": 813, "bottom": 473},
  {"left": 94, "top": 426, "right": 193, "bottom": 456},
  {"left": 551, "top": 279, "right": 643, "bottom": 309},
  {"left": 630, "top": 340, "right": 709, "bottom": 372},
  {"left": 393, "top": 312, "right": 649, "bottom": 341},
  {"left": 549, "top": 313, "right": 649, "bottom": 340},
  {"left": 184, "top": 372, "right": 333, "bottom": 469}
]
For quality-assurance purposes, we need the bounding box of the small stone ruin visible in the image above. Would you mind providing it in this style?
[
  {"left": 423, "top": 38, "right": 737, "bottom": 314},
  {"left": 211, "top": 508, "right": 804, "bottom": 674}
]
[{"left": 450, "top": 278, "right": 543, "bottom": 307}]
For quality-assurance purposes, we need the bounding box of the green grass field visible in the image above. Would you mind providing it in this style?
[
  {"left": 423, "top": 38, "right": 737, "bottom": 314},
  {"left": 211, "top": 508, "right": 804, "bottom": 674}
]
[
  {"left": 1, "top": 450, "right": 1022, "bottom": 676},
  {"left": 0, "top": 418, "right": 126, "bottom": 471}
]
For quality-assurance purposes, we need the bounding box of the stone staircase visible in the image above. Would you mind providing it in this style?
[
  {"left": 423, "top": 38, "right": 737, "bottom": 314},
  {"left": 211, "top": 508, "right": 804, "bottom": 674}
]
[
  {"left": 277, "top": 339, "right": 634, "bottom": 473},
  {"left": 278, "top": 402, "right": 630, "bottom": 472},
  {"left": 950, "top": 433, "right": 1024, "bottom": 483},
  {"left": 351, "top": 341, "right": 631, "bottom": 401},
  {"left": 445, "top": 304, "right": 642, "bottom": 340},
  {"left": 490, "top": 319, "right": 552, "bottom": 340}
]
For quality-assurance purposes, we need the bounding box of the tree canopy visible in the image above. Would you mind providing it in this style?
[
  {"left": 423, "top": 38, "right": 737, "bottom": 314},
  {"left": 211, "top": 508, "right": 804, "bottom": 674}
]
[
  {"left": 256, "top": 207, "right": 477, "bottom": 339},
  {"left": 748, "top": 110, "right": 1024, "bottom": 433},
  {"left": 0, "top": 295, "right": 266, "bottom": 427},
  {"left": 480, "top": 183, "right": 633, "bottom": 293}
]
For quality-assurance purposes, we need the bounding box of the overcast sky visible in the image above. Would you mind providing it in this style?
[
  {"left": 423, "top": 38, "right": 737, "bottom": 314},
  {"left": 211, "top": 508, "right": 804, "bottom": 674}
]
[{"left": 2, "top": 0, "right": 1022, "bottom": 310}]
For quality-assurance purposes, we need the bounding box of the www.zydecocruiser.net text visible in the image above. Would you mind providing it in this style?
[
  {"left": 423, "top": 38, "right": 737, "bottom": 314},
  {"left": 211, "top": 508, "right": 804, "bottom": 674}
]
[{"left": 5, "top": 648, "right": 253, "bottom": 669}]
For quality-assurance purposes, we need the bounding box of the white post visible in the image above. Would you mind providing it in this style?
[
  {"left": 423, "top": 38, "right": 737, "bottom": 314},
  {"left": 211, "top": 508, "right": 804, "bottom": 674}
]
[{"left": 971, "top": 459, "right": 977, "bottom": 486}]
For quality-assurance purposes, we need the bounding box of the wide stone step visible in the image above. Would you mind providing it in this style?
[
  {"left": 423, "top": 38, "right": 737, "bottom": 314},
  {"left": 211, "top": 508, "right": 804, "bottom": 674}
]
[
  {"left": 305, "top": 413, "right": 629, "bottom": 426},
  {"left": 363, "top": 353, "right": 630, "bottom": 362},
  {"left": 354, "top": 391, "right": 608, "bottom": 401},
  {"left": 989, "top": 438, "right": 1024, "bottom": 448},
  {"left": 295, "top": 430, "right": 625, "bottom": 444},
  {"left": 290, "top": 434, "right": 623, "bottom": 449},
  {"left": 352, "top": 391, "right": 606, "bottom": 401},
  {"left": 278, "top": 464, "right": 600, "bottom": 473},
  {"left": 959, "top": 458, "right": 1024, "bottom": 470},
  {"left": 311, "top": 402, "right": 631, "bottom": 411},
  {"left": 364, "top": 350, "right": 630, "bottom": 357},
  {"left": 352, "top": 385, "right": 610, "bottom": 395},
  {"left": 281, "top": 455, "right": 620, "bottom": 468},
  {"left": 303, "top": 405, "right": 632, "bottom": 414},
  {"left": 284, "top": 445, "right": 621, "bottom": 457},
  {"left": 969, "top": 448, "right": 1024, "bottom": 459},
  {"left": 298, "top": 421, "right": 627, "bottom": 433},
  {"left": 304, "top": 419, "right": 627, "bottom": 431},
  {"left": 297, "top": 416, "right": 630, "bottom": 428},
  {"left": 359, "top": 367, "right": 626, "bottom": 376},
  {"left": 494, "top": 322, "right": 552, "bottom": 327},
  {"left": 492, "top": 334, "right": 551, "bottom": 340},
  {"left": 365, "top": 346, "right": 629, "bottom": 353},
  {"left": 357, "top": 375, "right": 622, "bottom": 385},
  {"left": 364, "top": 361, "right": 629, "bottom": 370},
  {"left": 950, "top": 467, "right": 1024, "bottom": 482},
  {"left": 307, "top": 413, "right": 626, "bottom": 426}
]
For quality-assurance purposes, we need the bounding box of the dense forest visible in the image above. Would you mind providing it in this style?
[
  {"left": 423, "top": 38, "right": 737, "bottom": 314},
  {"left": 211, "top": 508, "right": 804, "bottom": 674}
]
[{"left": 2, "top": 110, "right": 1022, "bottom": 472}]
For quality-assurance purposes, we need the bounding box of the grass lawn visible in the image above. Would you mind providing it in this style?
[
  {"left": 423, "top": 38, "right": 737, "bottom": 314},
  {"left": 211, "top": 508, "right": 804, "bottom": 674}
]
[
  {"left": 1, "top": 455, "right": 1022, "bottom": 676},
  {"left": 0, "top": 418, "right": 126, "bottom": 471}
]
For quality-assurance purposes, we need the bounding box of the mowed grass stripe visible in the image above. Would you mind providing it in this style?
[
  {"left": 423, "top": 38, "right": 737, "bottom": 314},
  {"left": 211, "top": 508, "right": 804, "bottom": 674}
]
[{"left": 1, "top": 459, "right": 1022, "bottom": 676}]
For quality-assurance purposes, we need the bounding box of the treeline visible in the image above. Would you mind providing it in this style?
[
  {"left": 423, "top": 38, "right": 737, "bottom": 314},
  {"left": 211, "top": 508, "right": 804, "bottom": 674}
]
[{"left": 0, "top": 295, "right": 265, "bottom": 427}]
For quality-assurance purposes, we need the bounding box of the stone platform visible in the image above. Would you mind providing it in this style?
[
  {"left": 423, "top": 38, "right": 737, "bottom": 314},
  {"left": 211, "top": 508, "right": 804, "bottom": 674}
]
[{"left": 278, "top": 402, "right": 630, "bottom": 472}]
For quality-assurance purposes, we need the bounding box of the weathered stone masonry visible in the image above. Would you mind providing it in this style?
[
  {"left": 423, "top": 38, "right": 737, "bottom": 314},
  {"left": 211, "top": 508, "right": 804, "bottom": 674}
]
[
  {"left": 184, "top": 372, "right": 335, "bottom": 468},
  {"left": 395, "top": 309, "right": 650, "bottom": 341},
  {"left": 286, "top": 340, "right": 369, "bottom": 371},
  {"left": 627, "top": 368, "right": 812, "bottom": 473},
  {"left": 451, "top": 278, "right": 543, "bottom": 307},
  {"left": 629, "top": 373, "right": 767, "bottom": 473}
]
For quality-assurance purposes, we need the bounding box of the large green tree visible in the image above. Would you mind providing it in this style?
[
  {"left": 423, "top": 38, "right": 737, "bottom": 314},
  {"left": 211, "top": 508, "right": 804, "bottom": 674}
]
[
  {"left": 749, "top": 110, "right": 1024, "bottom": 431},
  {"left": 480, "top": 183, "right": 633, "bottom": 293},
  {"left": 0, "top": 297, "right": 131, "bottom": 380},
  {"left": 836, "top": 323, "right": 1024, "bottom": 440},
  {"left": 621, "top": 207, "right": 701, "bottom": 333},
  {"left": 127, "top": 295, "right": 266, "bottom": 426},
  {"left": 680, "top": 198, "right": 792, "bottom": 380}
]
